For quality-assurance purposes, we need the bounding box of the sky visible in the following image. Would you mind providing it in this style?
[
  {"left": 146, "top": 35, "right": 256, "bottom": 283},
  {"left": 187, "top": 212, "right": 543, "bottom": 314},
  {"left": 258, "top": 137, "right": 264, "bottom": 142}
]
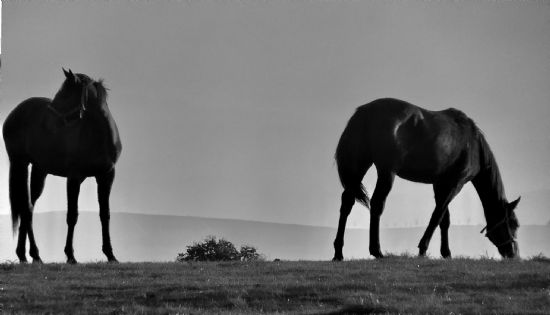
[{"left": 1, "top": 0, "right": 549, "bottom": 232}]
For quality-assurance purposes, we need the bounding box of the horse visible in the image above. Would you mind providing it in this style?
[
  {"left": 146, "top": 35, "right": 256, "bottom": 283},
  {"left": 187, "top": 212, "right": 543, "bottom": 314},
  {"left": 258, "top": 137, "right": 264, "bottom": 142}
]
[
  {"left": 3, "top": 68, "right": 122, "bottom": 264},
  {"left": 333, "top": 98, "right": 520, "bottom": 260}
]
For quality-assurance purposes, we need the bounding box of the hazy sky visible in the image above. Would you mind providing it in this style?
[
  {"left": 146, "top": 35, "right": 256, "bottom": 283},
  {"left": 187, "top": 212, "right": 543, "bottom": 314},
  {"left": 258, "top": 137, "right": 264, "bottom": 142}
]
[{"left": 1, "top": 1, "right": 549, "bottom": 230}]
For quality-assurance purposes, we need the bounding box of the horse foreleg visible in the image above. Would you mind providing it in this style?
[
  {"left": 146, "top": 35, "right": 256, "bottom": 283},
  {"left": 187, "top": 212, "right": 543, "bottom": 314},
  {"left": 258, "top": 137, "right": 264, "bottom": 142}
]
[
  {"left": 439, "top": 208, "right": 451, "bottom": 259},
  {"left": 65, "top": 177, "right": 83, "bottom": 264},
  {"left": 369, "top": 171, "right": 395, "bottom": 259},
  {"left": 418, "top": 183, "right": 463, "bottom": 257},
  {"left": 16, "top": 218, "right": 28, "bottom": 263},
  {"left": 97, "top": 169, "right": 118, "bottom": 263},
  {"left": 28, "top": 166, "right": 48, "bottom": 263},
  {"left": 333, "top": 190, "right": 355, "bottom": 261}
]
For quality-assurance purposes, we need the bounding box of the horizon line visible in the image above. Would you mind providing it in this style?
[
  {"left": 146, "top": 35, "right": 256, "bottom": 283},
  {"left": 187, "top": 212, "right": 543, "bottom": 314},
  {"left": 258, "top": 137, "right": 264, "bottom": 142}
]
[{"left": 1, "top": 210, "right": 548, "bottom": 228}]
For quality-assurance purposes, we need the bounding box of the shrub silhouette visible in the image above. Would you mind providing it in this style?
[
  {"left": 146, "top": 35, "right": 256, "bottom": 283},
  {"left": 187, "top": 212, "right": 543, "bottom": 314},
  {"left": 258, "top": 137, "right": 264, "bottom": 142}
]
[
  {"left": 177, "top": 236, "right": 262, "bottom": 262},
  {"left": 239, "top": 245, "right": 261, "bottom": 261}
]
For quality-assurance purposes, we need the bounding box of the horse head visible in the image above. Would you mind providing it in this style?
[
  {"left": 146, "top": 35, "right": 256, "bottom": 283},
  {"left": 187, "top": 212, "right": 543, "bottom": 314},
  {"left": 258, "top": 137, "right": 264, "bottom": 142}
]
[
  {"left": 483, "top": 197, "right": 520, "bottom": 258},
  {"left": 51, "top": 68, "right": 108, "bottom": 122}
]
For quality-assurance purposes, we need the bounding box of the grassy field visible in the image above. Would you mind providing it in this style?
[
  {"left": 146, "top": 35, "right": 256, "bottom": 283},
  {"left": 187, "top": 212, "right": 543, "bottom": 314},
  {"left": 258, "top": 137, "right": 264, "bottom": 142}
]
[{"left": 1, "top": 256, "right": 549, "bottom": 314}]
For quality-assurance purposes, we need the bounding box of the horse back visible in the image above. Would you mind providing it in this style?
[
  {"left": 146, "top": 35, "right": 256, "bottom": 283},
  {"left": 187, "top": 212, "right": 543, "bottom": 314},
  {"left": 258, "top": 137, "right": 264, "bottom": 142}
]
[
  {"left": 399, "top": 105, "right": 480, "bottom": 182},
  {"left": 353, "top": 98, "right": 481, "bottom": 182}
]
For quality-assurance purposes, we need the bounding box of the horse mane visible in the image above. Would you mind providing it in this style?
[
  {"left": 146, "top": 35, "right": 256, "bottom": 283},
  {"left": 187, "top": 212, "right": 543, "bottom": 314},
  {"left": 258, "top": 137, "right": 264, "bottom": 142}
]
[
  {"left": 74, "top": 73, "right": 108, "bottom": 106},
  {"left": 475, "top": 126, "right": 506, "bottom": 202},
  {"left": 93, "top": 79, "right": 109, "bottom": 105},
  {"left": 444, "top": 108, "right": 505, "bottom": 198},
  {"left": 446, "top": 106, "right": 503, "bottom": 194}
]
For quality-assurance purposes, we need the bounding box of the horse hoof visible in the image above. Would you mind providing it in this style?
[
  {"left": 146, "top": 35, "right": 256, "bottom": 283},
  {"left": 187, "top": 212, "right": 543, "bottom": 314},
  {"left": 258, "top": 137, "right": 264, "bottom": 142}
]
[
  {"left": 418, "top": 246, "right": 428, "bottom": 257},
  {"left": 32, "top": 258, "right": 43, "bottom": 264},
  {"left": 332, "top": 256, "right": 343, "bottom": 262},
  {"left": 67, "top": 258, "right": 78, "bottom": 265},
  {"left": 108, "top": 257, "right": 119, "bottom": 264},
  {"left": 370, "top": 249, "right": 384, "bottom": 259}
]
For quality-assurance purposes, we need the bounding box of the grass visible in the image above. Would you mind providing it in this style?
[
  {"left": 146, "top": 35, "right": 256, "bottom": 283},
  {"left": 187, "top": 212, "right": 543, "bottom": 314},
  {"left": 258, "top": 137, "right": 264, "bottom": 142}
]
[{"left": 1, "top": 255, "right": 549, "bottom": 314}]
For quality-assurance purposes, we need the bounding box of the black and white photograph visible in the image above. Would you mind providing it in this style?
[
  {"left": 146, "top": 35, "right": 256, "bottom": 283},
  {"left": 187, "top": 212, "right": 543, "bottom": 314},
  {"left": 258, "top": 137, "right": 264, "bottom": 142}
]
[{"left": 1, "top": 1, "right": 549, "bottom": 313}]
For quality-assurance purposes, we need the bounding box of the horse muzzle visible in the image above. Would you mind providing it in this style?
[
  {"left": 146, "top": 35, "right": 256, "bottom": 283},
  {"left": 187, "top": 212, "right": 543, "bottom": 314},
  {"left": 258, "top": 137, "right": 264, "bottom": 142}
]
[{"left": 498, "top": 240, "right": 519, "bottom": 259}]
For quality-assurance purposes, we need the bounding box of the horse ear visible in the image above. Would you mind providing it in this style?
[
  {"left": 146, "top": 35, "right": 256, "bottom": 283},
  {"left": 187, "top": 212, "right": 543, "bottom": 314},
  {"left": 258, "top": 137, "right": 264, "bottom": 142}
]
[
  {"left": 63, "top": 68, "right": 77, "bottom": 83},
  {"left": 508, "top": 197, "right": 521, "bottom": 212},
  {"left": 70, "top": 70, "right": 79, "bottom": 84}
]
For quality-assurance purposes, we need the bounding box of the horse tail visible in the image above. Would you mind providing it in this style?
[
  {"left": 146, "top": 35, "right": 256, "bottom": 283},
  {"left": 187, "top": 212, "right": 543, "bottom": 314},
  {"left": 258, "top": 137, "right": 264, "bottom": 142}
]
[
  {"left": 3, "top": 100, "right": 38, "bottom": 235},
  {"left": 8, "top": 162, "right": 30, "bottom": 234},
  {"left": 335, "top": 109, "right": 372, "bottom": 209}
]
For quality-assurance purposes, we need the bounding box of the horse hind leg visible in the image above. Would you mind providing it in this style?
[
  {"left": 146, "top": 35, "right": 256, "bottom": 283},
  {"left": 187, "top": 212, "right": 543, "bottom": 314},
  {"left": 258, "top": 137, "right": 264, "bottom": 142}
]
[
  {"left": 369, "top": 170, "right": 395, "bottom": 259},
  {"left": 8, "top": 161, "right": 31, "bottom": 263},
  {"left": 333, "top": 159, "right": 373, "bottom": 261},
  {"left": 26, "top": 166, "right": 48, "bottom": 263},
  {"left": 30, "top": 166, "right": 47, "bottom": 205},
  {"left": 333, "top": 190, "right": 356, "bottom": 261}
]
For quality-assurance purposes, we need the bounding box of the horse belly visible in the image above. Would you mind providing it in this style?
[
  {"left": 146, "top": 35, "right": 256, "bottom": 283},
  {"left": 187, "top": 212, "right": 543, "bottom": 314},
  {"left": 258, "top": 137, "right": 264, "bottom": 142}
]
[
  {"left": 396, "top": 154, "right": 443, "bottom": 183},
  {"left": 31, "top": 151, "right": 114, "bottom": 178},
  {"left": 395, "top": 133, "right": 461, "bottom": 183},
  {"left": 28, "top": 129, "right": 111, "bottom": 177}
]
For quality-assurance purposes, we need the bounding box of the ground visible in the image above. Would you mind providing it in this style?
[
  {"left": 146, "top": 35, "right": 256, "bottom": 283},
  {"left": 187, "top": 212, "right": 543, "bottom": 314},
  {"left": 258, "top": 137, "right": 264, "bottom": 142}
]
[{"left": 1, "top": 255, "right": 549, "bottom": 314}]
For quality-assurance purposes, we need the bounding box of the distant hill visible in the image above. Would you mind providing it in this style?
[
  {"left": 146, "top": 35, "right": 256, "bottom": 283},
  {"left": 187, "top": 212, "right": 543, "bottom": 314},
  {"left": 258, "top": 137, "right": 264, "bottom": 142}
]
[{"left": 1, "top": 212, "right": 549, "bottom": 263}]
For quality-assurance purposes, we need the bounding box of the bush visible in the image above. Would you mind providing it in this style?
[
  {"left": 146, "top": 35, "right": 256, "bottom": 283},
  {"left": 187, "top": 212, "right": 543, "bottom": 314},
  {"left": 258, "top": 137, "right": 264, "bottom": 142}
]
[
  {"left": 239, "top": 245, "right": 261, "bottom": 261},
  {"left": 177, "top": 236, "right": 263, "bottom": 262}
]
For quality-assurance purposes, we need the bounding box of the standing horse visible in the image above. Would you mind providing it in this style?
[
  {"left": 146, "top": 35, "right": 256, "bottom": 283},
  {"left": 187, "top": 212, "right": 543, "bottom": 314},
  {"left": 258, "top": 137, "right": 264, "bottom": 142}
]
[
  {"left": 3, "top": 69, "right": 122, "bottom": 264},
  {"left": 333, "top": 98, "right": 520, "bottom": 260}
]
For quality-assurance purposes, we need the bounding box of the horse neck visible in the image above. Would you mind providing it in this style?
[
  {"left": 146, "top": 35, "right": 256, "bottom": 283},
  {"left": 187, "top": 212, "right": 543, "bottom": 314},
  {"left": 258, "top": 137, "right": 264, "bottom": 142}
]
[
  {"left": 472, "top": 137, "right": 507, "bottom": 226},
  {"left": 85, "top": 106, "right": 122, "bottom": 161}
]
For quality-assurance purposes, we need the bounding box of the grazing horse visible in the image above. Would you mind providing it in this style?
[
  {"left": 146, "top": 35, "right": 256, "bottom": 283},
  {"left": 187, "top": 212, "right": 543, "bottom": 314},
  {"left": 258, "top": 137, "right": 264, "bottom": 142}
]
[
  {"left": 333, "top": 98, "right": 520, "bottom": 260},
  {"left": 3, "top": 69, "right": 122, "bottom": 264}
]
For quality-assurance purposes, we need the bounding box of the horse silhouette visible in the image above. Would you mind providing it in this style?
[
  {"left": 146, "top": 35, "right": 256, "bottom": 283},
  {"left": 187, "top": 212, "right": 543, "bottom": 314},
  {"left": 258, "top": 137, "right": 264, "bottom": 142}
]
[
  {"left": 333, "top": 98, "right": 520, "bottom": 260},
  {"left": 3, "top": 69, "right": 122, "bottom": 264}
]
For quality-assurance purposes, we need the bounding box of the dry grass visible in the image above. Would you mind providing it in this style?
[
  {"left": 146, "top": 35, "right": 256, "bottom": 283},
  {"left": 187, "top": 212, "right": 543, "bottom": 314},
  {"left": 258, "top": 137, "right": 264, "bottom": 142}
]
[{"left": 1, "top": 255, "right": 549, "bottom": 314}]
